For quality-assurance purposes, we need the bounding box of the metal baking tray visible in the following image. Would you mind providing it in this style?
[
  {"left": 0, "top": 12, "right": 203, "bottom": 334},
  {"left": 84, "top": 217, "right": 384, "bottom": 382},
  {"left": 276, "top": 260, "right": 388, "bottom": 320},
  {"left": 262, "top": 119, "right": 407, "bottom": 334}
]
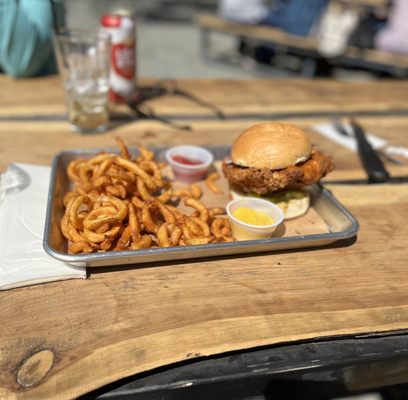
[{"left": 43, "top": 147, "right": 359, "bottom": 267}]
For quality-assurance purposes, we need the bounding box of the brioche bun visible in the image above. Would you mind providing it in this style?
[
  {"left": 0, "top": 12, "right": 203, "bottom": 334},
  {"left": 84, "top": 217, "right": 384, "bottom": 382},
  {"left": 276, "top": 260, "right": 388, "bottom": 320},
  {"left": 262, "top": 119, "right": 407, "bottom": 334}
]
[{"left": 231, "top": 122, "right": 311, "bottom": 170}]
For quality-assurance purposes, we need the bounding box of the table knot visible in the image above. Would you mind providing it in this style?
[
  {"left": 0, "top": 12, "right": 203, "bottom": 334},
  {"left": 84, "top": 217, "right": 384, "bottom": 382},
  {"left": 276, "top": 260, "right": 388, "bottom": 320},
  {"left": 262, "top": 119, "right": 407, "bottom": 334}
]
[{"left": 16, "top": 349, "right": 55, "bottom": 388}]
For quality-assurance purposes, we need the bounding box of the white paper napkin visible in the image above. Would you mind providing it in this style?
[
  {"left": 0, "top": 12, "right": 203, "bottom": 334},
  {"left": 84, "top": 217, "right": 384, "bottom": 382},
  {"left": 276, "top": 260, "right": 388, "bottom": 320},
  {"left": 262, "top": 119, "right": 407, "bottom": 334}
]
[
  {"left": 313, "top": 123, "right": 408, "bottom": 160},
  {"left": 0, "top": 163, "right": 86, "bottom": 290},
  {"left": 312, "top": 123, "right": 387, "bottom": 152}
]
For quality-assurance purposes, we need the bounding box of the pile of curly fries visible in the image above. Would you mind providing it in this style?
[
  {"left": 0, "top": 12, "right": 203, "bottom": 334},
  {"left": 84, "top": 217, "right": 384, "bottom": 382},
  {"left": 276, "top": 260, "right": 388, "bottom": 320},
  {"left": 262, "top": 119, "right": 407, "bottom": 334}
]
[{"left": 60, "top": 137, "right": 232, "bottom": 254}]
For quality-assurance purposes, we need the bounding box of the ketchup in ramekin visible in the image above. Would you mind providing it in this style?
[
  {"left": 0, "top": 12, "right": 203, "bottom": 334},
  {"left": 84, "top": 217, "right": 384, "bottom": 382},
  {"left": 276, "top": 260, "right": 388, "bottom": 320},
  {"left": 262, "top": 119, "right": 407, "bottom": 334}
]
[
  {"left": 171, "top": 155, "right": 203, "bottom": 166},
  {"left": 165, "top": 145, "right": 213, "bottom": 183}
]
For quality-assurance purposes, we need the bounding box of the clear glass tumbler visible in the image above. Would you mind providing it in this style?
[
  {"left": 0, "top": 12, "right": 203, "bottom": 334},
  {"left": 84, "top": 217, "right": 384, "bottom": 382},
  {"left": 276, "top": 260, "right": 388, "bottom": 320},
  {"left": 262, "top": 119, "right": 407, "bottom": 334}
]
[{"left": 54, "top": 30, "right": 111, "bottom": 133}]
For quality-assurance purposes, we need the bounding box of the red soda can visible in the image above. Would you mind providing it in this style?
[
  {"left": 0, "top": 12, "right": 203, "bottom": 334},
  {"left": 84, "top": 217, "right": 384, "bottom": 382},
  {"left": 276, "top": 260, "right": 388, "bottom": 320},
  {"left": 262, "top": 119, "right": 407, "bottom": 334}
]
[{"left": 100, "top": 10, "right": 137, "bottom": 103}]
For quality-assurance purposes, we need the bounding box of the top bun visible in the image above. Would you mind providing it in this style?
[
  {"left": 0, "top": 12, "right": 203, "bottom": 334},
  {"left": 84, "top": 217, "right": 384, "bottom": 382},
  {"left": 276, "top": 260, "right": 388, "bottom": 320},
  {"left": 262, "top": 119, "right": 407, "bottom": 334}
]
[{"left": 231, "top": 122, "right": 312, "bottom": 169}]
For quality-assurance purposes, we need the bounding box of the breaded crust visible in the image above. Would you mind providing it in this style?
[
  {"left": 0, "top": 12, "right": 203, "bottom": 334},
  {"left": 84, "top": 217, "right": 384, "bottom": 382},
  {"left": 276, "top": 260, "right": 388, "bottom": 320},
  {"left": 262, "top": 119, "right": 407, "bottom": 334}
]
[{"left": 222, "top": 148, "right": 334, "bottom": 195}]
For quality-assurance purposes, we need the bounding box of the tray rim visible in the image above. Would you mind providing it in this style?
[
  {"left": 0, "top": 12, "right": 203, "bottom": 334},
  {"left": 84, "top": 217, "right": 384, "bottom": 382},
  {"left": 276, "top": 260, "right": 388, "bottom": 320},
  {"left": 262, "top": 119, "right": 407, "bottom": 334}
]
[{"left": 43, "top": 147, "right": 360, "bottom": 266}]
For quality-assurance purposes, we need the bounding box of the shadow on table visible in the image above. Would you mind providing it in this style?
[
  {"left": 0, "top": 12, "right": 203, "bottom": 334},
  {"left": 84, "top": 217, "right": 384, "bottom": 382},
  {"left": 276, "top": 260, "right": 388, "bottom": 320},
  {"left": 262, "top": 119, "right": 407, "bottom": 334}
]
[
  {"left": 109, "top": 80, "right": 225, "bottom": 132},
  {"left": 89, "top": 235, "right": 357, "bottom": 275}
]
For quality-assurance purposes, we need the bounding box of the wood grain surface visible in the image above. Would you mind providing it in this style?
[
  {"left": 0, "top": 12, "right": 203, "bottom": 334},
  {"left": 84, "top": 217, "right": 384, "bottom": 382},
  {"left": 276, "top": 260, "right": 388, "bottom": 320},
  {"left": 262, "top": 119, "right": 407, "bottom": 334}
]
[
  {"left": 1, "top": 117, "right": 408, "bottom": 178},
  {"left": 1, "top": 77, "right": 408, "bottom": 399},
  {"left": 2, "top": 76, "right": 408, "bottom": 118}
]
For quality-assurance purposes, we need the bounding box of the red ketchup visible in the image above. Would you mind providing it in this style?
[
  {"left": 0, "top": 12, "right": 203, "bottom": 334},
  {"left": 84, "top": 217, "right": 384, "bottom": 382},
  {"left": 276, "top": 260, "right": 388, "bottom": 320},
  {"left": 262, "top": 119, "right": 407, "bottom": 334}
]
[
  {"left": 171, "top": 154, "right": 207, "bottom": 182},
  {"left": 171, "top": 154, "right": 203, "bottom": 166}
]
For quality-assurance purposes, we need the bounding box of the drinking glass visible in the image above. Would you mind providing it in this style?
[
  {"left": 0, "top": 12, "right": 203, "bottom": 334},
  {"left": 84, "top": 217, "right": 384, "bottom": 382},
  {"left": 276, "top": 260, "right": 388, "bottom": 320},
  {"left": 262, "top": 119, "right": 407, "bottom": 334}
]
[{"left": 54, "top": 30, "right": 111, "bottom": 133}]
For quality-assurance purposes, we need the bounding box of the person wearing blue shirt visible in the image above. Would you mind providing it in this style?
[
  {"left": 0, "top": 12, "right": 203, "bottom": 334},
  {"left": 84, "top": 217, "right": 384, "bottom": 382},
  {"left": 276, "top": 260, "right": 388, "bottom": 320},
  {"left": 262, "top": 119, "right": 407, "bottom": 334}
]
[
  {"left": 262, "top": 0, "right": 329, "bottom": 36},
  {"left": 0, "top": 0, "right": 64, "bottom": 77}
]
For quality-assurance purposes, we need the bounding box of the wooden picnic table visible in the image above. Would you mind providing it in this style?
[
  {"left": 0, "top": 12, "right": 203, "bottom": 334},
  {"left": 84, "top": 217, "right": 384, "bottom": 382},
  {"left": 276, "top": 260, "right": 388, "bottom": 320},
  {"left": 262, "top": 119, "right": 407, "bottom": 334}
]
[
  {"left": 2, "top": 76, "right": 408, "bottom": 118},
  {"left": 0, "top": 75, "right": 408, "bottom": 399}
]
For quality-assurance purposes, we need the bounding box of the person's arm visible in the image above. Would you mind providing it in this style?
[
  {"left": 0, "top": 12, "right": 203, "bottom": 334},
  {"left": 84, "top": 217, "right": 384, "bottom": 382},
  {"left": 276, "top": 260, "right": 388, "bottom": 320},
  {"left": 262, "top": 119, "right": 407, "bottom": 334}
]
[{"left": 0, "top": 0, "right": 55, "bottom": 77}]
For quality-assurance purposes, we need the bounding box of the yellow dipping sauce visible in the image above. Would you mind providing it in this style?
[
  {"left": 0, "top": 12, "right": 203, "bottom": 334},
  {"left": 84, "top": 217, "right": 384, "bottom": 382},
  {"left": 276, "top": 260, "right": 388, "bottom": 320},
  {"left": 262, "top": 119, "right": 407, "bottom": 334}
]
[{"left": 233, "top": 207, "right": 275, "bottom": 226}]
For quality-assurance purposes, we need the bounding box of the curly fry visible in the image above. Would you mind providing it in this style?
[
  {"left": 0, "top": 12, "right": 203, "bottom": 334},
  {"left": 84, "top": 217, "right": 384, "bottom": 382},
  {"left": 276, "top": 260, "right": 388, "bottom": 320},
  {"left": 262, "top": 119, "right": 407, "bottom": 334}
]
[
  {"left": 94, "top": 156, "right": 117, "bottom": 179},
  {"left": 116, "top": 226, "right": 131, "bottom": 250},
  {"left": 63, "top": 191, "right": 79, "bottom": 207},
  {"left": 61, "top": 198, "right": 89, "bottom": 242},
  {"left": 189, "top": 184, "right": 202, "bottom": 200},
  {"left": 182, "top": 237, "right": 212, "bottom": 246},
  {"left": 166, "top": 205, "right": 184, "bottom": 224},
  {"left": 136, "top": 176, "right": 151, "bottom": 201},
  {"left": 184, "top": 198, "right": 209, "bottom": 222},
  {"left": 211, "top": 218, "right": 232, "bottom": 240},
  {"left": 67, "top": 159, "right": 86, "bottom": 183},
  {"left": 107, "top": 171, "right": 135, "bottom": 185},
  {"left": 181, "top": 224, "right": 192, "bottom": 239},
  {"left": 128, "top": 203, "right": 141, "bottom": 242},
  {"left": 142, "top": 202, "right": 158, "bottom": 233},
  {"left": 60, "top": 212, "right": 76, "bottom": 242},
  {"left": 172, "top": 188, "right": 192, "bottom": 198},
  {"left": 116, "top": 136, "right": 131, "bottom": 160},
  {"left": 131, "top": 235, "right": 153, "bottom": 250},
  {"left": 76, "top": 163, "right": 94, "bottom": 192},
  {"left": 93, "top": 175, "right": 112, "bottom": 188},
  {"left": 94, "top": 222, "right": 110, "bottom": 234},
  {"left": 140, "top": 160, "right": 162, "bottom": 185},
  {"left": 115, "top": 156, "right": 157, "bottom": 191},
  {"left": 157, "top": 223, "right": 171, "bottom": 247},
  {"left": 168, "top": 224, "right": 182, "bottom": 246},
  {"left": 208, "top": 207, "right": 226, "bottom": 219},
  {"left": 157, "top": 188, "right": 172, "bottom": 204},
  {"left": 82, "top": 224, "right": 121, "bottom": 243},
  {"left": 68, "top": 195, "right": 92, "bottom": 230},
  {"left": 155, "top": 201, "right": 176, "bottom": 224},
  {"left": 205, "top": 172, "right": 222, "bottom": 194},
  {"left": 137, "top": 146, "right": 154, "bottom": 162},
  {"left": 191, "top": 216, "right": 211, "bottom": 237},
  {"left": 131, "top": 196, "right": 144, "bottom": 209},
  {"left": 87, "top": 189, "right": 102, "bottom": 202},
  {"left": 183, "top": 215, "right": 201, "bottom": 236},
  {"left": 69, "top": 240, "right": 98, "bottom": 254},
  {"left": 88, "top": 153, "right": 115, "bottom": 166},
  {"left": 100, "top": 239, "right": 113, "bottom": 251},
  {"left": 106, "top": 195, "right": 128, "bottom": 221}
]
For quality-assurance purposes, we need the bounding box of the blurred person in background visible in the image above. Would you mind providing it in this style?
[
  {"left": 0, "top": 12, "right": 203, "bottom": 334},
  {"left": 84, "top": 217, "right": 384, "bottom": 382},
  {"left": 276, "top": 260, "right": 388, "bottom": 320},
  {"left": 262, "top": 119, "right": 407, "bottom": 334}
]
[
  {"left": 375, "top": 0, "right": 408, "bottom": 55},
  {"left": 218, "top": 0, "right": 329, "bottom": 64},
  {"left": 218, "top": 0, "right": 269, "bottom": 59},
  {"left": 218, "top": 0, "right": 269, "bottom": 24},
  {"left": 218, "top": 0, "right": 329, "bottom": 36},
  {"left": 0, "top": 0, "right": 64, "bottom": 77},
  {"left": 347, "top": 3, "right": 389, "bottom": 50},
  {"left": 261, "top": 0, "right": 329, "bottom": 36},
  {"left": 257, "top": 0, "right": 329, "bottom": 67}
]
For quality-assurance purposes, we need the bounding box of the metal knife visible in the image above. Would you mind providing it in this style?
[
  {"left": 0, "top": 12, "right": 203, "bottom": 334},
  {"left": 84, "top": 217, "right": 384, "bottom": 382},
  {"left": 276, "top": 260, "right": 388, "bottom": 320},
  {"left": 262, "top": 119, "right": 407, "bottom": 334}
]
[
  {"left": 332, "top": 117, "right": 403, "bottom": 166},
  {"left": 349, "top": 119, "right": 391, "bottom": 183},
  {"left": 324, "top": 176, "right": 408, "bottom": 185}
]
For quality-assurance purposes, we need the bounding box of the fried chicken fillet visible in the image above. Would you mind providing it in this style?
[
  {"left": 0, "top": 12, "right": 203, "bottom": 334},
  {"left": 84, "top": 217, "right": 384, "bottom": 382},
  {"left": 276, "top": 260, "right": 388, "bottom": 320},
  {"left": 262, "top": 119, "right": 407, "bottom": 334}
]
[{"left": 222, "top": 146, "right": 334, "bottom": 195}]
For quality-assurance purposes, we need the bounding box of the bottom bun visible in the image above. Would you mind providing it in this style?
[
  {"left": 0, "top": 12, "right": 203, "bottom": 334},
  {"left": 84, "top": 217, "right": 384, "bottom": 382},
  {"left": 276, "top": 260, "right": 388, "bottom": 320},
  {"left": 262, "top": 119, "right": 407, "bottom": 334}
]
[{"left": 230, "top": 189, "right": 310, "bottom": 220}]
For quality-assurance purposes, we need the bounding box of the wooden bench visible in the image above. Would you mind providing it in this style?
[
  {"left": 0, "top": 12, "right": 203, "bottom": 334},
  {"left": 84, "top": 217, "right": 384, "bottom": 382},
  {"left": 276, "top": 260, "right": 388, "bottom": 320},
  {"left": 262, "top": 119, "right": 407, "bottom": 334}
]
[
  {"left": 340, "top": 0, "right": 387, "bottom": 7},
  {"left": 194, "top": 14, "right": 408, "bottom": 78}
]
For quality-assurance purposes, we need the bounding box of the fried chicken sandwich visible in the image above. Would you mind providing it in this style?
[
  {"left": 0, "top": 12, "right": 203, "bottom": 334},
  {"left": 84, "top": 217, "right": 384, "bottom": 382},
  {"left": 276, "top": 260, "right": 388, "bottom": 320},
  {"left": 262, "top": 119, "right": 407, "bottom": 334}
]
[{"left": 222, "top": 122, "right": 334, "bottom": 219}]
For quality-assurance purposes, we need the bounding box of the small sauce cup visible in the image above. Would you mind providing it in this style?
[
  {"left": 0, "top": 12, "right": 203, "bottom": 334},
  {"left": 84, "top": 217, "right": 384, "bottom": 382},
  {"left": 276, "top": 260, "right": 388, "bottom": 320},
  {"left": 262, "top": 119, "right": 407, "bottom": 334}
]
[
  {"left": 165, "top": 145, "right": 214, "bottom": 183},
  {"left": 226, "top": 198, "right": 284, "bottom": 241}
]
